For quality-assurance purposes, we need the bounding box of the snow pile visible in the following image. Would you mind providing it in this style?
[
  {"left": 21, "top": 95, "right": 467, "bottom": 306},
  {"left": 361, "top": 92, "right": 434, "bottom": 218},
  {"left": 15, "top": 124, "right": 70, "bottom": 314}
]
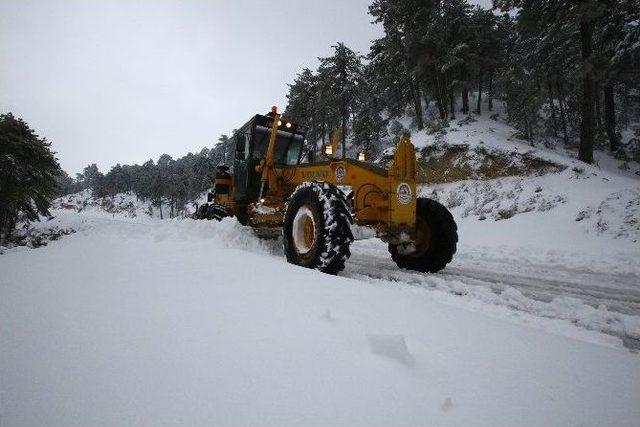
[
  {"left": 2, "top": 213, "right": 639, "bottom": 426},
  {"left": 576, "top": 188, "right": 640, "bottom": 240},
  {"left": 0, "top": 223, "right": 75, "bottom": 254},
  {"left": 160, "top": 217, "right": 281, "bottom": 256},
  {"left": 184, "top": 190, "right": 210, "bottom": 216},
  {"left": 423, "top": 177, "right": 567, "bottom": 221},
  {"left": 425, "top": 166, "right": 640, "bottom": 243}
]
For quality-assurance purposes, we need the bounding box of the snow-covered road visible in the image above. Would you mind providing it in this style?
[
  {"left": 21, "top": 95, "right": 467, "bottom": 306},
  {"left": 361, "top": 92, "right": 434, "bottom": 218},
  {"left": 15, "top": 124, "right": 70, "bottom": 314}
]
[
  {"left": 351, "top": 239, "right": 640, "bottom": 314},
  {"left": 347, "top": 239, "right": 640, "bottom": 349},
  {"left": 1, "top": 212, "right": 639, "bottom": 426}
]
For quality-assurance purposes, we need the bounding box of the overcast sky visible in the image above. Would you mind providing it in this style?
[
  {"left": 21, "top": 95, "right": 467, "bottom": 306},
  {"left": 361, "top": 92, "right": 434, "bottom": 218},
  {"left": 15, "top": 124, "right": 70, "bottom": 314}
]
[{"left": 1, "top": 0, "right": 490, "bottom": 175}]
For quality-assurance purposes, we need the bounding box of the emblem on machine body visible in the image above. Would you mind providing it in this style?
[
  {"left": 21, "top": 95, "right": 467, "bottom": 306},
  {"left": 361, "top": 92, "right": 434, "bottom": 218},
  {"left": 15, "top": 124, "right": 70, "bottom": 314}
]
[{"left": 396, "top": 182, "right": 412, "bottom": 205}]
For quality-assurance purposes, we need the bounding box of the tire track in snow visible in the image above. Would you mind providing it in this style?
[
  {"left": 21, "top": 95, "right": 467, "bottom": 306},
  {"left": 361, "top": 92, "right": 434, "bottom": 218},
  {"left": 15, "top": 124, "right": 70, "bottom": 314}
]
[
  {"left": 344, "top": 239, "right": 640, "bottom": 350},
  {"left": 442, "top": 267, "right": 640, "bottom": 316}
]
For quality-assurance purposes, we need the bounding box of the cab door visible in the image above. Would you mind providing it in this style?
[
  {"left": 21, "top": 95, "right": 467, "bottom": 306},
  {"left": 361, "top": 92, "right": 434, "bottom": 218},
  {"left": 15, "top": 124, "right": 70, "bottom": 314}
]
[{"left": 232, "top": 133, "right": 250, "bottom": 201}]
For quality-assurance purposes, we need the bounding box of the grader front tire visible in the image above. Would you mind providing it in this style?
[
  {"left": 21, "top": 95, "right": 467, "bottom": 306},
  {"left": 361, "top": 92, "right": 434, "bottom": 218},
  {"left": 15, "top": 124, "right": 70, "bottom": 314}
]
[
  {"left": 194, "top": 203, "right": 229, "bottom": 221},
  {"left": 389, "top": 198, "right": 458, "bottom": 273},
  {"left": 283, "top": 182, "right": 353, "bottom": 275}
]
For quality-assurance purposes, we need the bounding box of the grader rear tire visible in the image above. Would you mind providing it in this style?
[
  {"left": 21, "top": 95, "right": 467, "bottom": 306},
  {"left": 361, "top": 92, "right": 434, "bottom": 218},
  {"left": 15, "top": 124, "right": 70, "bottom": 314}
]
[
  {"left": 283, "top": 182, "right": 353, "bottom": 274},
  {"left": 389, "top": 198, "right": 458, "bottom": 273}
]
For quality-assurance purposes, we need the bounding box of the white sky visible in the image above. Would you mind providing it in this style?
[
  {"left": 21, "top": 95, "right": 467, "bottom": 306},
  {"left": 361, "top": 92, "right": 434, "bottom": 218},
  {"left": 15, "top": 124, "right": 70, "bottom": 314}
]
[{"left": 0, "top": 0, "right": 490, "bottom": 175}]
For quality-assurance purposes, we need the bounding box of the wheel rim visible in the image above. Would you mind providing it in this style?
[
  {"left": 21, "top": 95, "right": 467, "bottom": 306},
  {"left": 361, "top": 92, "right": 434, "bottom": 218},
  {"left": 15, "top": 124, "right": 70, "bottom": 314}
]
[
  {"left": 292, "top": 205, "right": 316, "bottom": 256},
  {"left": 410, "top": 217, "right": 431, "bottom": 257}
]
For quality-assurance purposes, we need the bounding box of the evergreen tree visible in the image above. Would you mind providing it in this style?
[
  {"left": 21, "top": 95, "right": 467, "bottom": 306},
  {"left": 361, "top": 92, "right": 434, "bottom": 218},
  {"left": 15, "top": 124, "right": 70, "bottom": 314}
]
[
  {"left": 285, "top": 68, "right": 320, "bottom": 148},
  {"left": 0, "top": 113, "right": 61, "bottom": 237},
  {"left": 369, "top": 0, "right": 440, "bottom": 129},
  {"left": 55, "top": 170, "right": 82, "bottom": 196},
  {"left": 317, "top": 43, "right": 364, "bottom": 157},
  {"left": 494, "top": 0, "right": 620, "bottom": 163}
]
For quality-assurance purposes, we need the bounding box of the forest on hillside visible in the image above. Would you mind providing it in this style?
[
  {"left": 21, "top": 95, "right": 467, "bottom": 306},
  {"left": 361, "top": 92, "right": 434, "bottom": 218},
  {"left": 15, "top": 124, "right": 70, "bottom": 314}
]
[{"left": 56, "top": 0, "right": 640, "bottom": 216}]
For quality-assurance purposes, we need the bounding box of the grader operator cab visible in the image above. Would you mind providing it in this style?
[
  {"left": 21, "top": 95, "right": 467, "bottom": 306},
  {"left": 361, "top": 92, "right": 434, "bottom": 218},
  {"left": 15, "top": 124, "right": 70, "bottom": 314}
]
[{"left": 195, "top": 107, "right": 458, "bottom": 274}]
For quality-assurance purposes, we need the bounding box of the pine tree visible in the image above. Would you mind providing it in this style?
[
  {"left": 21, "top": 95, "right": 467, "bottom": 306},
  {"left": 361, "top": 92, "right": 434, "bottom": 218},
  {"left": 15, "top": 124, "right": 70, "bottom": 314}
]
[
  {"left": 0, "top": 113, "right": 62, "bottom": 238},
  {"left": 317, "top": 43, "right": 364, "bottom": 157},
  {"left": 595, "top": 0, "right": 640, "bottom": 152},
  {"left": 285, "top": 68, "right": 321, "bottom": 148},
  {"left": 369, "top": 0, "right": 439, "bottom": 129},
  {"left": 55, "top": 170, "right": 82, "bottom": 196},
  {"left": 352, "top": 65, "right": 388, "bottom": 158},
  {"left": 469, "top": 6, "right": 501, "bottom": 115},
  {"left": 494, "top": 0, "right": 619, "bottom": 163}
]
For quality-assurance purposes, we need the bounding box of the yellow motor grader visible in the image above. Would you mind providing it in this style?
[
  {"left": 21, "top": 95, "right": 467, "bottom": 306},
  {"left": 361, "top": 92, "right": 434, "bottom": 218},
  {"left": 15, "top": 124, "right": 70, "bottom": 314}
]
[{"left": 195, "top": 107, "right": 457, "bottom": 274}]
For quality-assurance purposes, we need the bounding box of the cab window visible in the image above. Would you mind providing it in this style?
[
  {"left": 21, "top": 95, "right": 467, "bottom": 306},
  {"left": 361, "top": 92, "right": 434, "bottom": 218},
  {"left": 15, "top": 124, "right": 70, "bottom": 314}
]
[
  {"left": 252, "top": 125, "right": 303, "bottom": 165},
  {"left": 284, "top": 138, "right": 303, "bottom": 165}
]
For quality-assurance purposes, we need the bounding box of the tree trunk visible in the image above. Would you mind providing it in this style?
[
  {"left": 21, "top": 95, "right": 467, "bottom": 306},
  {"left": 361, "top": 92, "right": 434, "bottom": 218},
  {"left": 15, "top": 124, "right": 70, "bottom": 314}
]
[
  {"left": 341, "top": 102, "right": 347, "bottom": 159},
  {"left": 604, "top": 84, "right": 619, "bottom": 152},
  {"left": 528, "top": 119, "right": 534, "bottom": 143},
  {"left": 410, "top": 78, "right": 424, "bottom": 130},
  {"left": 422, "top": 86, "right": 430, "bottom": 111},
  {"left": 461, "top": 66, "right": 469, "bottom": 114},
  {"left": 442, "top": 75, "right": 450, "bottom": 121},
  {"left": 578, "top": 19, "right": 594, "bottom": 164},
  {"left": 432, "top": 71, "right": 448, "bottom": 120},
  {"left": 462, "top": 87, "right": 469, "bottom": 114},
  {"left": 159, "top": 202, "right": 163, "bottom": 220},
  {"left": 556, "top": 75, "right": 570, "bottom": 146},
  {"left": 547, "top": 76, "right": 559, "bottom": 137},
  {"left": 594, "top": 81, "right": 603, "bottom": 135},
  {"left": 476, "top": 70, "right": 483, "bottom": 115},
  {"left": 450, "top": 86, "right": 456, "bottom": 120},
  {"left": 488, "top": 69, "right": 494, "bottom": 111},
  {"left": 439, "top": 74, "right": 449, "bottom": 120},
  {"left": 0, "top": 209, "right": 14, "bottom": 239}
]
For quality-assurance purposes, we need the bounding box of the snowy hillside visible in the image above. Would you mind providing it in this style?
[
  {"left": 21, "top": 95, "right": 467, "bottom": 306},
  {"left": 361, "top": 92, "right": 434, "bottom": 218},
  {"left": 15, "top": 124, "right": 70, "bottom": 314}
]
[
  {"left": 2, "top": 113, "right": 640, "bottom": 426},
  {"left": 410, "top": 111, "right": 640, "bottom": 246}
]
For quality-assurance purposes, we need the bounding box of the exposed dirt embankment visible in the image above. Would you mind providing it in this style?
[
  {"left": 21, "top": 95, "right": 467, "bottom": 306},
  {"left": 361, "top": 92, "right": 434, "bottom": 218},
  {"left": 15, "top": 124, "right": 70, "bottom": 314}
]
[
  {"left": 414, "top": 143, "right": 565, "bottom": 184},
  {"left": 380, "top": 140, "right": 565, "bottom": 184}
]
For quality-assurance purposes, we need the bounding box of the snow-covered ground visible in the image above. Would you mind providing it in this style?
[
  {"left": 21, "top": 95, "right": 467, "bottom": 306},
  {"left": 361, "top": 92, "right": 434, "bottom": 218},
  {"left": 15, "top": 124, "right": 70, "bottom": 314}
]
[
  {"left": 2, "top": 112, "right": 639, "bottom": 426},
  {"left": 1, "top": 212, "right": 639, "bottom": 426}
]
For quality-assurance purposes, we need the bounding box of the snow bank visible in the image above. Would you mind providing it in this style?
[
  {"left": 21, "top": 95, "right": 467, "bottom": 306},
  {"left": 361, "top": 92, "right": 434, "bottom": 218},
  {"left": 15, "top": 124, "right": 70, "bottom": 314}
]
[
  {"left": 1, "top": 215, "right": 639, "bottom": 426},
  {"left": 347, "top": 238, "right": 640, "bottom": 348}
]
